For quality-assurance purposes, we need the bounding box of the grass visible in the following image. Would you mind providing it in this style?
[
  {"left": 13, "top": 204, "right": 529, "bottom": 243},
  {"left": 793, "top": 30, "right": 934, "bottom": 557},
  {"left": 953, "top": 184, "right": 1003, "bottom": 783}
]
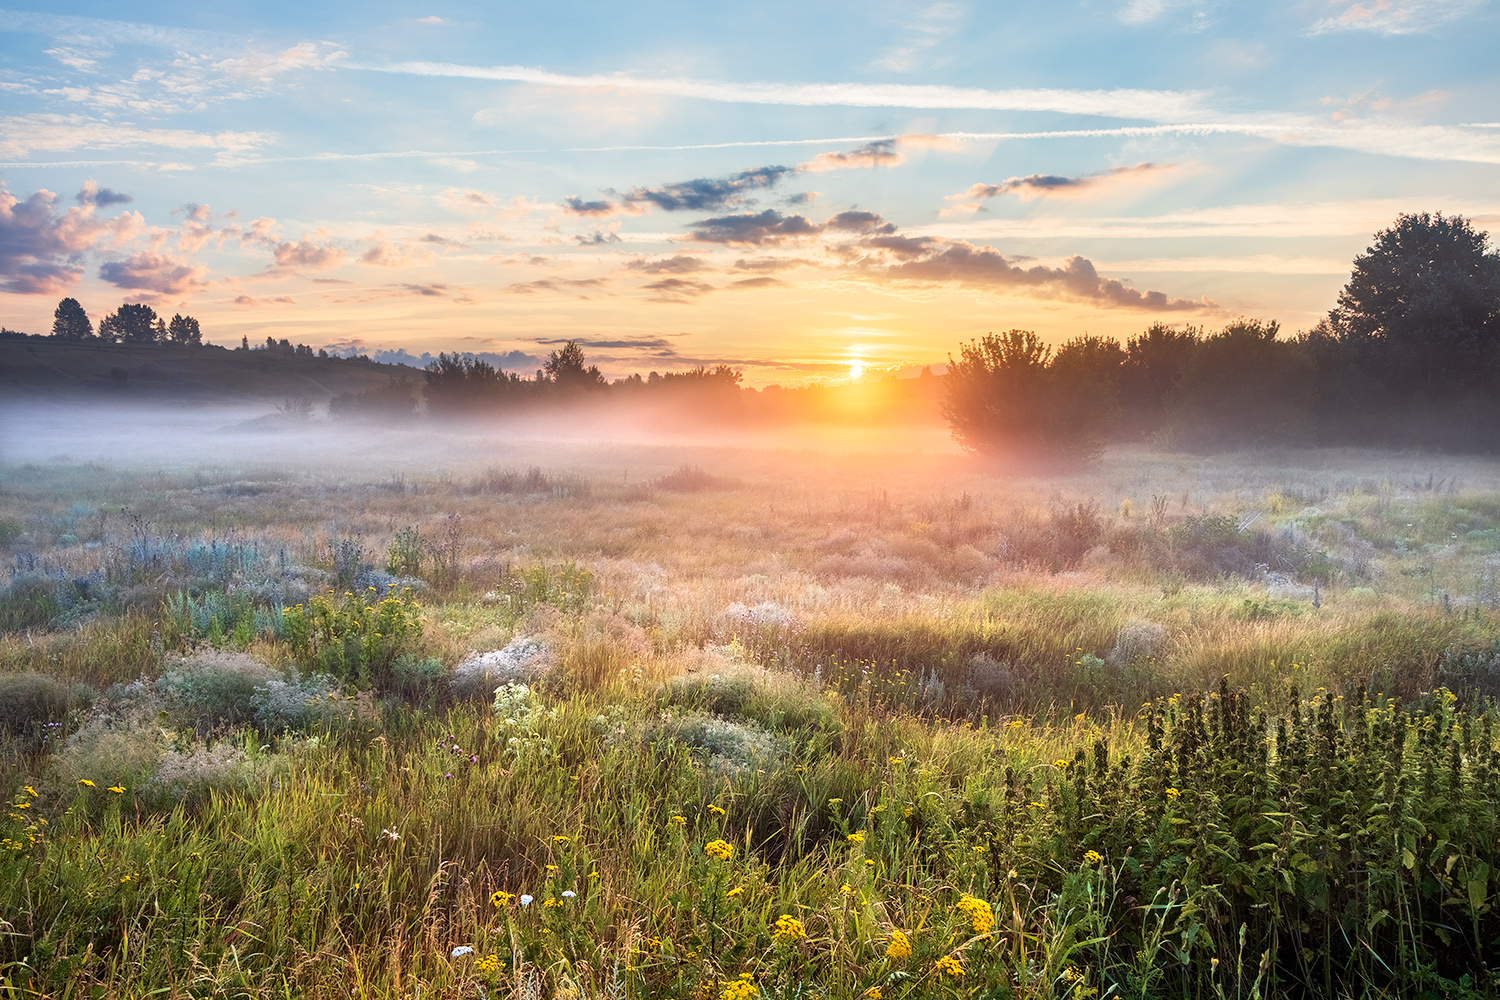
[{"left": 2, "top": 439, "right": 1500, "bottom": 998}]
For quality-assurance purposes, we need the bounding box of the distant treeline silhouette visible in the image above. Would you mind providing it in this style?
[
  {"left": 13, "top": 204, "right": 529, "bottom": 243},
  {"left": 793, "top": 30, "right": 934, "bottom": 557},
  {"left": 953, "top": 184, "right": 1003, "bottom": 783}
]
[
  {"left": 49, "top": 298, "right": 203, "bottom": 346},
  {"left": 944, "top": 212, "right": 1500, "bottom": 458}
]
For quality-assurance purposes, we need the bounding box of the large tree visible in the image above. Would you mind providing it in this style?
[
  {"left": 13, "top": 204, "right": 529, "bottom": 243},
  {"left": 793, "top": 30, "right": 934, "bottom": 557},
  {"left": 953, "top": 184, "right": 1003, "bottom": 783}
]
[
  {"left": 50, "top": 298, "right": 93, "bottom": 339},
  {"left": 542, "top": 340, "right": 606, "bottom": 390},
  {"left": 1327, "top": 212, "right": 1500, "bottom": 392},
  {"left": 1167, "top": 319, "right": 1316, "bottom": 449},
  {"left": 166, "top": 313, "right": 202, "bottom": 346},
  {"left": 99, "top": 303, "right": 163, "bottom": 344}
]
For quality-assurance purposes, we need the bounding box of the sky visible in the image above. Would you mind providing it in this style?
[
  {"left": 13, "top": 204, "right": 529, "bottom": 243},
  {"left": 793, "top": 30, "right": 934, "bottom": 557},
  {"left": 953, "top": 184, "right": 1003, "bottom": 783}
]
[{"left": 1, "top": 0, "right": 1498, "bottom": 384}]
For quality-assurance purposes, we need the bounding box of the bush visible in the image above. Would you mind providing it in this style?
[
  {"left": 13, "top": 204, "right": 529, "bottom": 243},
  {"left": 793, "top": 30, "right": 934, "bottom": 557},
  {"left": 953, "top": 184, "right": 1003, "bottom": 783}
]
[
  {"left": 251, "top": 671, "right": 349, "bottom": 731},
  {"left": 0, "top": 671, "right": 92, "bottom": 737},
  {"left": 657, "top": 712, "right": 785, "bottom": 777},
  {"left": 280, "top": 586, "right": 423, "bottom": 686},
  {"left": 155, "top": 651, "right": 282, "bottom": 733},
  {"left": 452, "top": 637, "right": 552, "bottom": 701}
]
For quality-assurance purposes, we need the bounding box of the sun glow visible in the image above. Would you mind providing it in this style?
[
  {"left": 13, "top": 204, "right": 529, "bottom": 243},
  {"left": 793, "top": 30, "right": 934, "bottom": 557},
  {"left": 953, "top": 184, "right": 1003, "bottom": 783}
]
[{"left": 848, "top": 363, "right": 864, "bottom": 380}]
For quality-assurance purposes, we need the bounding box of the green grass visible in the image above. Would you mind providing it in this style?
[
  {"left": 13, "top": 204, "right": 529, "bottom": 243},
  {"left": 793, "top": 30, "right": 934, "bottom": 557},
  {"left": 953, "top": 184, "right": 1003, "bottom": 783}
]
[{"left": 3, "top": 445, "right": 1500, "bottom": 998}]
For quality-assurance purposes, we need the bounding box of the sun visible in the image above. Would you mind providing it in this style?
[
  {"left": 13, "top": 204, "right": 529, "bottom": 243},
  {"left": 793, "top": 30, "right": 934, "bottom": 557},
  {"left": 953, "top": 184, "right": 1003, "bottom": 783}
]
[{"left": 848, "top": 362, "right": 864, "bottom": 380}]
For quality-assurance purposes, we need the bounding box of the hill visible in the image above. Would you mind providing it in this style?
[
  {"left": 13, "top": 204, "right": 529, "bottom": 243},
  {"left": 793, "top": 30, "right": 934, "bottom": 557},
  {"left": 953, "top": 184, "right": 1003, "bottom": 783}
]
[{"left": 0, "top": 334, "right": 417, "bottom": 403}]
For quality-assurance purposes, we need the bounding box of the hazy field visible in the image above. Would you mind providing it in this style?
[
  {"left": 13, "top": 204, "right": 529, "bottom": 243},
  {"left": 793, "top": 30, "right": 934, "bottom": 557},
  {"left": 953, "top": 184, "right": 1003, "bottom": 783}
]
[{"left": 3, "top": 410, "right": 1499, "bottom": 998}]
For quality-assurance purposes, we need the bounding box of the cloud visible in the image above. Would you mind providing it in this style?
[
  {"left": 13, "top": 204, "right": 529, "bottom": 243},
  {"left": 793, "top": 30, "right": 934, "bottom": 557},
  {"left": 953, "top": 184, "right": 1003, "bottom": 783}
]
[
  {"left": 562, "top": 195, "right": 617, "bottom": 216},
  {"left": 0, "top": 113, "right": 274, "bottom": 161},
  {"left": 876, "top": 0, "right": 967, "bottom": 72},
  {"left": 729, "top": 276, "right": 788, "bottom": 290},
  {"left": 800, "top": 139, "right": 903, "bottom": 172},
  {"left": 76, "top": 181, "right": 133, "bottom": 207},
  {"left": 732, "top": 257, "right": 814, "bottom": 272},
  {"left": 950, "top": 163, "right": 1173, "bottom": 208},
  {"left": 0, "top": 183, "right": 144, "bottom": 293},
  {"left": 396, "top": 282, "right": 451, "bottom": 296},
  {"left": 417, "top": 15, "right": 450, "bottom": 24},
  {"left": 212, "top": 41, "right": 347, "bottom": 82},
  {"left": 641, "top": 277, "right": 715, "bottom": 302},
  {"left": 268, "top": 239, "right": 347, "bottom": 274},
  {"left": 625, "top": 165, "right": 796, "bottom": 212},
  {"left": 182, "top": 202, "right": 212, "bottom": 220},
  {"left": 688, "top": 209, "right": 821, "bottom": 245},
  {"left": 534, "top": 336, "right": 677, "bottom": 351},
  {"left": 689, "top": 209, "right": 897, "bottom": 245},
  {"left": 369, "top": 61, "right": 1212, "bottom": 120},
  {"left": 359, "top": 239, "right": 434, "bottom": 267},
  {"left": 98, "top": 251, "right": 211, "bottom": 296},
  {"left": 575, "top": 229, "right": 622, "bottom": 245},
  {"left": 507, "top": 276, "right": 606, "bottom": 296},
  {"left": 232, "top": 294, "right": 296, "bottom": 306},
  {"left": 1309, "top": 0, "right": 1484, "bottom": 34},
  {"left": 626, "top": 254, "right": 710, "bottom": 274},
  {"left": 859, "top": 238, "right": 1213, "bottom": 311}
]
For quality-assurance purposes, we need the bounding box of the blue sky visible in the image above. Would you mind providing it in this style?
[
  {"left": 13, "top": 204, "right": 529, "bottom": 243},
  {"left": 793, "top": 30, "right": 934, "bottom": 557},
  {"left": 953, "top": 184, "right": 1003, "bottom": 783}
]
[{"left": 2, "top": 0, "right": 1497, "bottom": 382}]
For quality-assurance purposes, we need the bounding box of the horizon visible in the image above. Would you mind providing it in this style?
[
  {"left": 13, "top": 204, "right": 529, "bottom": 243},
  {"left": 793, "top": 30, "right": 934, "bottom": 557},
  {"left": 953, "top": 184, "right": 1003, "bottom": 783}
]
[{"left": 2, "top": 1, "right": 1498, "bottom": 386}]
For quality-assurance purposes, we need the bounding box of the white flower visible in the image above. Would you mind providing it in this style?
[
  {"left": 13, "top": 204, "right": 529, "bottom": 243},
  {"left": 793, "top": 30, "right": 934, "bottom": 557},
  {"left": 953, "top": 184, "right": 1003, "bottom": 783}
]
[
  {"left": 451, "top": 946, "right": 474, "bottom": 957},
  {"left": 381, "top": 827, "right": 400, "bottom": 841},
  {"left": 561, "top": 890, "right": 576, "bottom": 898},
  {"left": 519, "top": 894, "right": 533, "bottom": 906}
]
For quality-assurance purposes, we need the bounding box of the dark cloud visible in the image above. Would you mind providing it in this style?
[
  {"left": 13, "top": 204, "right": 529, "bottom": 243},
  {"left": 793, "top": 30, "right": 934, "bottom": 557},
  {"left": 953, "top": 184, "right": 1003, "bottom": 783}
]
[
  {"left": 861, "top": 235, "right": 937, "bottom": 260},
  {"left": 0, "top": 184, "right": 142, "bottom": 294},
  {"left": 507, "top": 277, "right": 607, "bottom": 296},
  {"left": 800, "top": 139, "right": 903, "bottom": 173},
  {"left": 397, "top": 283, "right": 450, "bottom": 296},
  {"left": 232, "top": 294, "right": 296, "bottom": 306},
  {"left": 534, "top": 337, "right": 677, "bottom": 351},
  {"left": 420, "top": 233, "right": 466, "bottom": 247},
  {"left": 626, "top": 255, "right": 710, "bottom": 275},
  {"left": 785, "top": 191, "right": 819, "bottom": 205},
  {"left": 825, "top": 210, "right": 898, "bottom": 235},
  {"left": 562, "top": 196, "right": 617, "bottom": 217},
  {"left": 689, "top": 209, "right": 820, "bottom": 245},
  {"left": 98, "top": 251, "right": 211, "bottom": 296},
  {"left": 77, "top": 186, "right": 134, "bottom": 208},
  {"left": 955, "top": 163, "right": 1172, "bottom": 203},
  {"left": 862, "top": 238, "right": 1211, "bottom": 311},
  {"left": 626, "top": 165, "right": 795, "bottom": 212},
  {"left": 642, "top": 277, "right": 715, "bottom": 302},
  {"left": 729, "top": 276, "right": 788, "bottom": 290},
  {"left": 575, "top": 229, "right": 622, "bottom": 246}
]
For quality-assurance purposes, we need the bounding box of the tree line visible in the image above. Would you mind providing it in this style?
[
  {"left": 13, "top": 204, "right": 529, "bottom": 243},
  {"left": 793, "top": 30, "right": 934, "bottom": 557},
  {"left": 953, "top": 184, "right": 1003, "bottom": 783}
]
[
  {"left": 943, "top": 212, "right": 1500, "bottom": 459},
  {"left": 50, "top": 298, "right": 202, "bottom": 346}
]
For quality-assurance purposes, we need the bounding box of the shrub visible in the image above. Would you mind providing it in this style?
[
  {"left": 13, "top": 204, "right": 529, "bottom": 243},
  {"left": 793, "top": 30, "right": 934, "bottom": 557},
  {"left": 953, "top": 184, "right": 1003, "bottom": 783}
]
[
  {"left": 251, "top": 671, "right": 349, "bottom": 730},
  {"left": 658, "top": 712, "right": 785, "bottom": 777},
  {"left": 280, "top": 586, "right": 423, "bottom": 686},
  {"left": 155, "top": 651, "right": 282, "bottom": 733},
  {"left": 0, "top": 671, "right": 92, "bottom": 737},
  {"left": 452, "top": 636, "right": 552, "bottom": 701}
]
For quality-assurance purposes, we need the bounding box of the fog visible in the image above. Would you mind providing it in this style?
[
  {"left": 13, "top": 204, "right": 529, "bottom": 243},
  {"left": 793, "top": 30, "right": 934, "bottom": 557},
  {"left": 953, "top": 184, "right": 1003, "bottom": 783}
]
[{"left": 0, "top": 398, "right": 962, "bottom": 477}]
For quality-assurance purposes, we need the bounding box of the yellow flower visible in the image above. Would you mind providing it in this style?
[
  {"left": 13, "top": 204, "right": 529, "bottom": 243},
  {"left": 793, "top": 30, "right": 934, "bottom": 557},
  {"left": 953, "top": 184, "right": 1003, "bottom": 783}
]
[
  {"left": 475, "top": 954, "right": 500, "bottom": 974},
  {"left": 670, "top": 815, "right": 687, "bottom": 826},
  {"left": 1053, "top": 759, "right": 1069, "bottom": 769},
  {"left": 491, "top": 891, "right": 515, "bottom": 907},
  {"left": 708, "top": 804, "right": 726, "bottom": 816},
  {"left": 956, "top": 894, "right": 995, "bottom": 934},
  {"left": 1084, "top": 850, "right": 1102, "bottom": 864},
  {"left": 704, "top": 839, "right": 734, "bottom": 861},
  {"left": 846, "top": 832, "right": 864, "bottom": 844},
  {"left": 726, "top": 886, "right": 745, "bottom": 898},
  {"left": 108, "top": 786, "right": 125, "bottom": 794},
  {"left": 936, "top": 954, "right": 965, "bottom": 978},
  {"left": 78, "top": 779, "right": 95, "bottom": 788},
  {"left": 839, "top": 883, "right": 852, "bottom": 895},
  {"left": 12, "top": 802, "right": 28, "bottom": 810},
  {"left": 885, "top": 929, "right": 912, "bottom": 959},
  {"left": 24, "top": 787, "right": 37, "bottom": 797},
  {"left": 771, "top": 915, "right": 805, "bottom": 941},
  {"left": 552, "top": 835, "right": 572, "bottom": 844},
  {"left": 719, "top": 974, "right": 757, "bottom": 1000},
  {"left": 864, "top": 989, "right": 883, "bottom": 999},
  {"left": 1165, "top": 787, "right": 1181, "bottom": 799},
  {"left": 888, "top": 756, "right": 904, "bottom": 765}
]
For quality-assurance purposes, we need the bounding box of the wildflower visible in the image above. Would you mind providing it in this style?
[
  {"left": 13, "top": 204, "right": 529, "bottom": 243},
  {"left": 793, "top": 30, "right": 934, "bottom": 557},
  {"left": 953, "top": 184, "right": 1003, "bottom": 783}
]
[
  {"left": 670, "top": 815, "right": 687, "bottom": 826},
  {"left": 704, "top": 839, "right": 734, "bottom": 861},
  {"left": 451, "top": 946, "right": 475, "bottom": 958},
  {"left": 552, "top": 835, "right": 572, "bottom": 844},
  {"left": 78, "top": 779, "right": 95, "bottom": 788},
  {"left": 846, "top": 832, "right": 864, "bottom": 844},
  {"left": 588, "top": 870, "right": 599, "bottom": 879},
  {"left": 12, "top": 802, "right": 28, "bottom": 810},
  {"left": 546, "top": 864, "right": 559, "bottom": 872},
  {"left": 24, "top": 787, "right": 37, "bottom": 797},
  {"left": 1007, "top": 868, "right": 1018, "bottom": 879},
  {"left": 936, "top": 954, "right": 965, "bottom": 978},
  {"left": 864, "top": 859, "right": 875, "bottom": 867},
  {"left": 561, "top": 890, "right": 576, "bottom": 898},
  {"left": 1053, "top": 759, "right": 1069, "bottom": 769},
  {"left": 864, "top": 989, "right": 883, "bottom": 999},
  {"left": 770, "top": 915, "right": 806, "bottom": 941},
  {"left": 1165, "top": 787, "right": 1181, "bottom": 799},
  {"left": 885, "top": 929, "right": 912, "bottom": 959},
  {"left": 840, "top": 883, "right": 852, "bottom": 895},
  {"left": 1084, "top": 850, "right": 1102, "bottom": 864},
  {"left": 708, "top": 804, "right": 726, "bottom": 816},
  {"left": 381, "top": 827, "right": 400, "bottom": 841},
  {"left": 1006, "top": 719, "right": 1024, "bottom": 729},
  {"left": 1028, "top": 801, "right": 1044, "bottom": 809},
  {"left": 491, "top": 891, "right": 515, "bottom": 907},
  {"left": 719, "top": 974, "right": 757, "bottom": 1000},
  {"left": 973, "top": 845, "right": 984, "bottom": 853},
  {"left": 519, "top": 894, "right": 534, "bottom": 906},
  {"left": 956, "top": 894, "right": 995, "bottom": 934},
  {"left": 726, "top": 886, "right": 745, "bottom": 898},
  {"left": 475, "top": 955, "right": 500, "bottom": 974},
  {"left": 888, "top": 756, "right": 904, "bottom": 765},
  {"left": 544, "top": 897, "right": 561, "bottom": 908}
]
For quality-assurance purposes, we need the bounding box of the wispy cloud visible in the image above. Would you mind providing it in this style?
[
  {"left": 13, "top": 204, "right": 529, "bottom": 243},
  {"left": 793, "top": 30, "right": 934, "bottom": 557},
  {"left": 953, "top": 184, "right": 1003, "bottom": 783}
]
[
  {"left": 1309, "top": 0, "right": 1485, "bottom": 35},
  {"left": 0, "top": 113, "right": 273, "bottom": 161},
  {"left": 800, "top": 139, "right": 903, "bottom": 172},
  {"left": 947, "top": 163, "right": 1174, "bottom": 210},
  {"left": 362, "top": 62, "right": 1212, "bottom": 120}
]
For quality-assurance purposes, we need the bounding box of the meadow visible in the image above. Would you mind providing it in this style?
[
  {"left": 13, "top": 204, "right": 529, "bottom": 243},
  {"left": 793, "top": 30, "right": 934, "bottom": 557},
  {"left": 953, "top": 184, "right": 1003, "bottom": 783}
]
[{"left": 3, "top": 430, "right": 1500, "bottom": 999}]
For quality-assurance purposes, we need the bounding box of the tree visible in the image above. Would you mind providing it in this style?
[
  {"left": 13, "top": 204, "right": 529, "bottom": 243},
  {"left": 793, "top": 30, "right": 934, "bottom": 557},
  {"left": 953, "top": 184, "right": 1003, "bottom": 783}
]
[
  {"left": 99, "top": 303, "right": 161, "bottom": 344},
  {"left": 942, "top": 329, "right": 1106, "bottom": 464},
  {"left": 542, "top": 341, "right": 606, "bottom": 390},
  {"left": 1167, "top": 320, "right": 1316, "bottom": 449},
  {"left": 1119, "top": 322, "right": 1201, "bottom": 437},
  {"left": 50, "top": 298, "right": 93, "bottom": 340},
  {"left": 166, "top": 314, "right": 202, "bottom": 346},
  {"left": 1328, "top": 212, "right": 1500, "bottom": 392}
]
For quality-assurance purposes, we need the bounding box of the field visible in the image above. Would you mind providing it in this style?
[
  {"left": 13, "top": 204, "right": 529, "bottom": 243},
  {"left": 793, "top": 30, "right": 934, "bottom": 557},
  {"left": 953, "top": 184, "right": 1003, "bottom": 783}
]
[{"left": 3, "top": 421, "right": 1500, "bottom": 999}]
